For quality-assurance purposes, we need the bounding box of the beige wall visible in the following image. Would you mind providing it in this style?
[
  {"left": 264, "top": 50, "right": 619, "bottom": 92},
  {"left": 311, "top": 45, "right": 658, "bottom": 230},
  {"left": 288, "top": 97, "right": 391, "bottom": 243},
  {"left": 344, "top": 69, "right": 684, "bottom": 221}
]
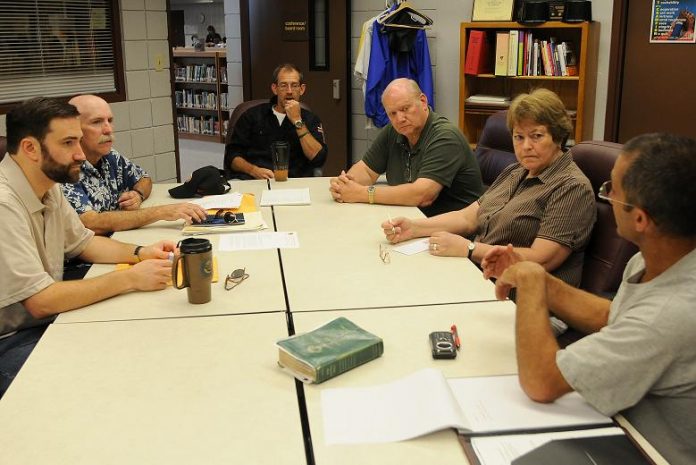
[{"left": 119, "top": 0, "right": 177, "bottom": 182}]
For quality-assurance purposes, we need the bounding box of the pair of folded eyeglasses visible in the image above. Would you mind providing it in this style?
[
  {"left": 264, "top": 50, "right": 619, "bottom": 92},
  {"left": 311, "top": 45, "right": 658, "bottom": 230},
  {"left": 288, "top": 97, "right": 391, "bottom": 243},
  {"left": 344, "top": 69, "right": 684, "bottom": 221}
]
[
  {"left": 225, "top": 268, "right": 249, "bottom": 290},
  {"left": 201, "top": 210, "right": 245, "bottom": 225}
]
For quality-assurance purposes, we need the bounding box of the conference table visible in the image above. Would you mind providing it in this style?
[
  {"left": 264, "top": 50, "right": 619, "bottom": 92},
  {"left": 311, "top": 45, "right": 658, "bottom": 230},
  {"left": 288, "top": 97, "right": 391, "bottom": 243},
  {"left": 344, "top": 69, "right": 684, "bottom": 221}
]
[{"left": 0, "top": 178, "right": 668, "bottom": 465}]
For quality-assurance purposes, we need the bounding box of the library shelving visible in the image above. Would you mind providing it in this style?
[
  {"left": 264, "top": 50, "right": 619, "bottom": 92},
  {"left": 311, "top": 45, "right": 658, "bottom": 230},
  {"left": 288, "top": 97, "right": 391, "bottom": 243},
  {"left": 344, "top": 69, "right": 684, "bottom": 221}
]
[
  {"left": 172, "top": 49, "right": 229, "bottom": 143},
  {"left": 459, "top": 21, "right": 590, "bottom": 145}
]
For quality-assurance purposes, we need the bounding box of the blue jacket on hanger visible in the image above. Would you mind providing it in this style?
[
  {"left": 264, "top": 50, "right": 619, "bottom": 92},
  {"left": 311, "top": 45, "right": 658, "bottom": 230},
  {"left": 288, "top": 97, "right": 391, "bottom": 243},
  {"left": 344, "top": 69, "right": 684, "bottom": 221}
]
[{"left": 364, "top": 22, "right": 434, "bottom": 128}]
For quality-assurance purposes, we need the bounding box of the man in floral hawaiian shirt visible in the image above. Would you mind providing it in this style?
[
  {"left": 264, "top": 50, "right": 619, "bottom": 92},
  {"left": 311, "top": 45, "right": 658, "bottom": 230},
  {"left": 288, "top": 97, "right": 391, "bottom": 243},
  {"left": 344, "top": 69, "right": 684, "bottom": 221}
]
[{"left": 61, "top": 95, "right": 206, "bottom": 235}]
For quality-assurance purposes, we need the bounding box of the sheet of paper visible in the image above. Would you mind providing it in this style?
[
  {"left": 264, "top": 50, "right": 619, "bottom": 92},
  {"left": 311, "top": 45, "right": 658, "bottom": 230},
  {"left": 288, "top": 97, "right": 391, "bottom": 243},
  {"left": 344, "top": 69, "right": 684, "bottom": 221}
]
[
  {"left": 218, "top": 231, "right": 300, "bottom": 251},
  {"left": 392, "top": 238, "right": 429, "bottom": 255},
  {"left": 321, "top": 368, "right": 465, "bottom": 445},
  {"left": 260, "top": 188, "right": 311, "bottom": 206},
  {"left": 471, "top": 427, "right": 625, "bottom": 465},
  {"left": 190, "top": 192, "right": 243, "bottom": 209},
  {"left": 447, "top": 375, "right": 611, "bottom": 435}
]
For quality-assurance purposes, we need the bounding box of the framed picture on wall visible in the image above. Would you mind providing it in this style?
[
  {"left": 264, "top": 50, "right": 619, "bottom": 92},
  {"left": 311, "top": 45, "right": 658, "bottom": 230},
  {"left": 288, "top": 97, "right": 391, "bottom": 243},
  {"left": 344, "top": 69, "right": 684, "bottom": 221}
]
[{"left": 472, "top": 0, "right": 516, "bottom": 21}]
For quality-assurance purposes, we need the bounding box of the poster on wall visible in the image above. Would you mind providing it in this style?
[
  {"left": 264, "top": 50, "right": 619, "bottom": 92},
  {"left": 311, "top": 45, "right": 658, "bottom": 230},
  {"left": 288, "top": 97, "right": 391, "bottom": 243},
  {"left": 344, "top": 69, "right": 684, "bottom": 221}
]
[{"left": 650, "top": 0, "right": 696, "bottom": 43}]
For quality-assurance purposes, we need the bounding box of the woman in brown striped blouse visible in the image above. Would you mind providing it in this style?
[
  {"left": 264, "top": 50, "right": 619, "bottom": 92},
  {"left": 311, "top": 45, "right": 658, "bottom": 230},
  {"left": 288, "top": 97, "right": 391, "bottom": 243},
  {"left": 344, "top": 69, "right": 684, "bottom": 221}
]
[{"left": 382, "top": 88, "right": 596, "bottom": 287}]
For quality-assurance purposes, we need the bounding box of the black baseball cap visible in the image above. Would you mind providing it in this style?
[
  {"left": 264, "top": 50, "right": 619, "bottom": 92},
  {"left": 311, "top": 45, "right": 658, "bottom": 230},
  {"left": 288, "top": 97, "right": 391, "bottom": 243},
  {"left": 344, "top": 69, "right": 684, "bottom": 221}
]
[{"left": 168, "top": 165, "right": 230, "bottom": 198}]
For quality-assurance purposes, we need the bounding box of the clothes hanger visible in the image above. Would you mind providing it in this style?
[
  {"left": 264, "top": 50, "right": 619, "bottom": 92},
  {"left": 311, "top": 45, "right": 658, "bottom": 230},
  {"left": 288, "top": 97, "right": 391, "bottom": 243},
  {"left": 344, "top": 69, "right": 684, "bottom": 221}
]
[{"left": 377, "top": 1, "right": 433, "bottom": 29}]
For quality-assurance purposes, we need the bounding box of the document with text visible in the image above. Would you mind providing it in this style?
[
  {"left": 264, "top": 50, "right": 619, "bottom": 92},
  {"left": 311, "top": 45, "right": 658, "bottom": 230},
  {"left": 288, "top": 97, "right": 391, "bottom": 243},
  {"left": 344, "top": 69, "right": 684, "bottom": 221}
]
[
  {"left": 219, "top": 231, "right": 300, "bottom": 251},
  {"left": 392, "top": 238, "right": 430, "bottom": 255},
  {"left": 470, "top": 427, "right": 627, "bottom": 465},
  {"left": 191, "top": 192, "right": 243, "bottom": 209},
  {"left": 321, "top": 368, "right": 611, "bottom": 445},
  {"left": 261, "top": 188, "right": 311, "bottom": 206}
]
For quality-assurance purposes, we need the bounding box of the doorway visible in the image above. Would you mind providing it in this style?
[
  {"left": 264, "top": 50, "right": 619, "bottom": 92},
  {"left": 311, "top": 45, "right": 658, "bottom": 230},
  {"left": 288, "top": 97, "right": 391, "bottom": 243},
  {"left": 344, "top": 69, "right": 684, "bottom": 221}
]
[{"left": 240, "top": 0, "right": 350, "bottom": 176}]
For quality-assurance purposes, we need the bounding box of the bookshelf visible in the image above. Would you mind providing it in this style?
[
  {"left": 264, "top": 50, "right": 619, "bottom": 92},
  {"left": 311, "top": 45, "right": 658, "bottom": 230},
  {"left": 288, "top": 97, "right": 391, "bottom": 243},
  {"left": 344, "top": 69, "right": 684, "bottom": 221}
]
[
  {"left": 459, "top": 22, "right": 590, "bottom": 145},
  {"left": 172, "top": 49, "right": 229, "bottom": 143}
]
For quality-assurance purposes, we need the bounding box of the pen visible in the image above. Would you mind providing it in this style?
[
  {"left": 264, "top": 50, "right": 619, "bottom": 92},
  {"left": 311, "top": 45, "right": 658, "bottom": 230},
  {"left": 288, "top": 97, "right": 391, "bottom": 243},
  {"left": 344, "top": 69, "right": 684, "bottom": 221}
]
[
  {"left": 387, "top": 212, "right": 396, "bottom": 235},
  {"left": 451, "top": 324, "right": 461, "bottom": 350}
]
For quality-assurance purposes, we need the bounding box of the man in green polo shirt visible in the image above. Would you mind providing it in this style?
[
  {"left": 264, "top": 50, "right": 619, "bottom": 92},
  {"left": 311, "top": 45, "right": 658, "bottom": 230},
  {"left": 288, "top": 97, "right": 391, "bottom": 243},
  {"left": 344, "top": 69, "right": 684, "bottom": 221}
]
[{"left": 329, "top": 78, "right": 483, "bottom": 217}]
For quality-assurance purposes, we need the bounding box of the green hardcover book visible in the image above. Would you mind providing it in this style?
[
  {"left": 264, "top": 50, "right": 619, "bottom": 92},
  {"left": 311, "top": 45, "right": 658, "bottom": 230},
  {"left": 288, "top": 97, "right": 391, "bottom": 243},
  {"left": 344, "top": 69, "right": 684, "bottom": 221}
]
[{"left": 276, "top": 317, "right": 384, "bottom": 384}]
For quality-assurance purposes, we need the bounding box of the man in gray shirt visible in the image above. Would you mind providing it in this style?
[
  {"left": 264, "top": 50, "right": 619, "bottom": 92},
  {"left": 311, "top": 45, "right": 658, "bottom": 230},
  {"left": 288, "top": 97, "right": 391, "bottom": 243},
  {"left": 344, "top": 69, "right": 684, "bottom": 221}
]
[{"left": 484, "top": 133, "right": 696, "bottom": 465}]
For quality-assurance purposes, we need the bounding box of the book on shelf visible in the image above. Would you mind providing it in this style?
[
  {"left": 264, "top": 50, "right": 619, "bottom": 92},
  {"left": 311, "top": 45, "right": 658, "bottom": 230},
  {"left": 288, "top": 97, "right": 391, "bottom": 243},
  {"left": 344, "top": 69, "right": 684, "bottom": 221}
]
[
  {"left": 494, "top": 31, "right": 510, "bottom": 76},
  {"left": 320, "top": 368, "right": 612, "bottom": 445},
  {"left": 461, "top": 427, "right": 652, "bottom": 465},
  {"left": 517, "top": 30, "right": 525, "bottom": 76},
  {"left": 507, "top": 30, "right": 519, "bottom": 76},
  {"left": 177, "top": 114, "right": 219, "bottom": 135},
  {"left": 276, "top": 317, "right": 384, "bottom": 384},
  {"left": 465, "top": 30, "right": 490, "bottom": 75},
  {"left": 564, "top": 41, "right": 578, "bottom": 76},
  {"left": 465, "top": 94, "right": 511, "bottom": 107}
]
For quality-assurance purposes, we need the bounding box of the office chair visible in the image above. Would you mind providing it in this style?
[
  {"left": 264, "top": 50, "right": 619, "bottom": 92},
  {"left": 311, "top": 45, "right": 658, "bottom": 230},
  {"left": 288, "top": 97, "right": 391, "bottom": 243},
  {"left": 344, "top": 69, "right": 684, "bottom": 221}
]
[
  {"left": 473, "top": 110, "right": 517, "bottom": 187},
  {"left": 570, "top": 141, "right": 638, "bottom": 297}
]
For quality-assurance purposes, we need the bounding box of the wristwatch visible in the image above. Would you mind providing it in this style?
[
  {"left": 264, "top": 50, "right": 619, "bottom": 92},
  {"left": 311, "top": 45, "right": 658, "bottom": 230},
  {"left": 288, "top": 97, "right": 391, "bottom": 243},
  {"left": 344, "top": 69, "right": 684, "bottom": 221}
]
[
  {"left": 294, "top": 119, "right": 305, "bottom": 129},
  {"left": 134, "top": 245, "right": 144, "bottom": 262},
  {"left": 467, "top": 241, "right": 476, "bottom": 259},
  {"left": 367, "top": 185, "right": 376, "bottom": 204}
]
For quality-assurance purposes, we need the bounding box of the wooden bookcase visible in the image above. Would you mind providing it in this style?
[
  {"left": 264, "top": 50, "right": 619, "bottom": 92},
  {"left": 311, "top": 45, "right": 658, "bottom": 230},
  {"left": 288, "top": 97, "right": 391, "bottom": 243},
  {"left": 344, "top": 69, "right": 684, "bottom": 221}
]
[
  {"left": 458, "top": 21, "right": 590, "bottom": 145},
  {"left": 172, "top": 49, "right": 229, "bottom": 143}
]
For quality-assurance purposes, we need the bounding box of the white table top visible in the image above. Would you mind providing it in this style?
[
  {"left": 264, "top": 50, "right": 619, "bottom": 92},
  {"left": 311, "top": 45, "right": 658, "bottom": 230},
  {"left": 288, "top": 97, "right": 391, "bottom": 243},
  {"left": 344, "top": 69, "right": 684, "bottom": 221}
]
[
  {"left": 291, "top": 301, "right": 518, "bottom": 465},
  {"left": 0, "top": 313, "right": 306, "bottom": 465},
  {"left": 272, "top": 178, "right": 498, "bottom": 311},
  {"left": 56, "top": 185, "right": 288, "bottom": 323}
]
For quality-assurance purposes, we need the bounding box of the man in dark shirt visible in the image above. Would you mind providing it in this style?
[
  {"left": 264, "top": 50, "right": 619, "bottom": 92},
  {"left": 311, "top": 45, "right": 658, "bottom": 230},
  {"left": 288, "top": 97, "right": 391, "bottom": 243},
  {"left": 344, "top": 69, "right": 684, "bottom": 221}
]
[
  {"left": 224, "top": 63, "right": 327, "bottom": 180},
  {"left": 329, "top": 78, "right": 483, "bottom": 217}
]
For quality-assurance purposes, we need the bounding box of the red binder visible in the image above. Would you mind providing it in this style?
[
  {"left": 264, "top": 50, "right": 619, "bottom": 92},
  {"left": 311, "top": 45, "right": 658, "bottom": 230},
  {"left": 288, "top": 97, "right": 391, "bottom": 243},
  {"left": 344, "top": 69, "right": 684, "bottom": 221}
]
[{"left": 465, "top": 30, "right": 489, "bottom": 75}]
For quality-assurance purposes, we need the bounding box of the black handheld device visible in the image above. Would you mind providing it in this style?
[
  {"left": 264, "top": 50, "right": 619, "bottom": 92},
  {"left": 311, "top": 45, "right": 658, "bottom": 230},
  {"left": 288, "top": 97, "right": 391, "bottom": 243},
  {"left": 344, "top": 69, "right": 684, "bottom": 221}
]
[{"left": 429, "top": 331, "right": 457, "bottom": 359}]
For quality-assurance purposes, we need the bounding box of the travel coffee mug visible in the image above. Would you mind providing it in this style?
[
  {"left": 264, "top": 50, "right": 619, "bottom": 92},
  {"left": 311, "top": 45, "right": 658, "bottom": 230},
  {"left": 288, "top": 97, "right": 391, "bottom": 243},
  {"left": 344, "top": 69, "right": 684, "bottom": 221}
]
[
  {"left": 172, "top": 238, "right": 213, "bottom": 304},
  {"left": 271, "top": 141, "right": 290, "bottom": 181}
]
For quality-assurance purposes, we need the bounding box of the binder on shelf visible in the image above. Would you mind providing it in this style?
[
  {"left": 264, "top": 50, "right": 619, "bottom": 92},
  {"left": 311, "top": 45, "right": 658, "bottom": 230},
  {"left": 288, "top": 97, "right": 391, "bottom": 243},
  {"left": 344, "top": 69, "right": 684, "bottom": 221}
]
[
  {"left": 564, "top": 41, "right": 578, "bottom": 76},
  {"left": 464, "top": 30, "right": 490, "bottom": 75},
  {"left": 507, "top": 30, "right": 519, "bottom": 76},
  {"left": 494, "top": 31, "right": 510, "bottom": 76},
  {"left": 517, "top": 30, "right": 525, "bottom": 76}
]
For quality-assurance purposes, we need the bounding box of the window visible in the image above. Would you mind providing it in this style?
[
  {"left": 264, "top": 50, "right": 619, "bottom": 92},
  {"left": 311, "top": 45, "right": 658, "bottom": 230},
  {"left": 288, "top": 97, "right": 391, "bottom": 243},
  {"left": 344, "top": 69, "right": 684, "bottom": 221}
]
[
  {"left": 0, "top": 0, "right": 124, "bottom": 109},
  {"left": 309, "top": 0, "right": 329, "bottom": 70}
]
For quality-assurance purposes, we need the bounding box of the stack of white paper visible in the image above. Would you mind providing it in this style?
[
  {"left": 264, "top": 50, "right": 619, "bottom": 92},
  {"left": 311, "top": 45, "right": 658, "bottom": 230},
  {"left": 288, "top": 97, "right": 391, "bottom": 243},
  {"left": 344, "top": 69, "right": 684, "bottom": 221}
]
[
  {"left": 218, "top": 231, "right": 300, "bottom": 251},
  {"left": 190, "top": 192, "right": 243, "bottom": 209},
  {"left": 320, "top": 368, "right": 611, "bottom": 445},
  {"left": 261, "top": 188, "right": 311, "bottom": 206}
]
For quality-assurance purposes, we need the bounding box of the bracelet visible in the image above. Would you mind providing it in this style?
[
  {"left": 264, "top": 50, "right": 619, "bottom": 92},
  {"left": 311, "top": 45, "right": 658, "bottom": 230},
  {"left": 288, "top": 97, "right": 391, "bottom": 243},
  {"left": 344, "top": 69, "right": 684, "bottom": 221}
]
[
  {"left": 133, "top": 189, "right": 145, "bottom": 201},
  {"left": 134, "top": 245, "right": 143, "bottom": 262},
  {"left": 297, "top": 131, "right": 310, "bottom": 139}
]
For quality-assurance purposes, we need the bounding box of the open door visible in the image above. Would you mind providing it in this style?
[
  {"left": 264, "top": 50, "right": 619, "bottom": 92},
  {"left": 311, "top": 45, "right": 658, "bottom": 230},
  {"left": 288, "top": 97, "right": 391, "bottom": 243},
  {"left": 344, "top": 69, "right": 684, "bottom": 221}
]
[{"left": 240, "top": 0, "right": 350, "bottom": 176}]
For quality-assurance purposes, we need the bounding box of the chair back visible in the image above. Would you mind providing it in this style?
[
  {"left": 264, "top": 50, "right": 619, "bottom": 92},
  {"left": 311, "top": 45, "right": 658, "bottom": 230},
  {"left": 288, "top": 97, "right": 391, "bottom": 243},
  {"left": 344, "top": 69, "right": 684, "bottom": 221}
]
[
  {"left": 225, "top": 99, "right": 267, "bottom": 145},
  {"left": 473, "top": 111, "right": 517, "bottom": 186},
  {"left": 570, "top": 141, "right": 638, "bottom": 296}
]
